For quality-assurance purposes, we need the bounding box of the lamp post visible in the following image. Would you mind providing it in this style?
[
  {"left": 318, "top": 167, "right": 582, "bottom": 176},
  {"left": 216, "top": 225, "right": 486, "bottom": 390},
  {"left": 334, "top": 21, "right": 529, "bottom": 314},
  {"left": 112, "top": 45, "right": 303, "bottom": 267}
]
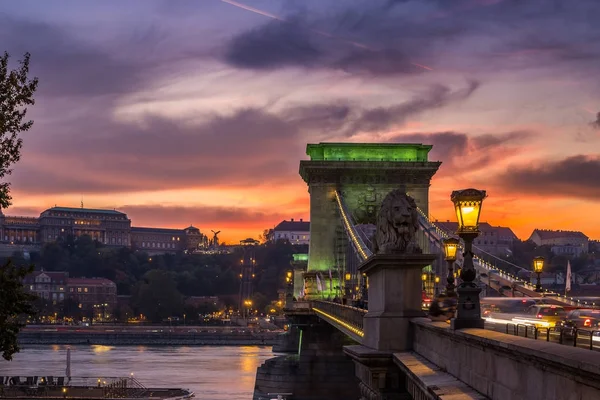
[
  {"left": 345, "top": 273, "right": 351, "bottom": 302},
  {"left": 361, "top": 273, "right": 368, "bottom": 304},
  {"left": 443, "top": 237, "right": 460, "bottom": 297},
  {"left": 533, "top": 256, "right": 544, "bottom": 292},
  {"left": 450, "top": 188, "right": 487, "bottom": 330},
  {"left": 285, "top": 271, "right": 293, "bottom": 305}
]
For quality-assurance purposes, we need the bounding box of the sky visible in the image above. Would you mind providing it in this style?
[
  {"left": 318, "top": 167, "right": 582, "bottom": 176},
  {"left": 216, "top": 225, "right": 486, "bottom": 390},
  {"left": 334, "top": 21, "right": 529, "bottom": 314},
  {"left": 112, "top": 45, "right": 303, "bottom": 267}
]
[{"left": 1, "top": 0, "right": 599, "bottom": 243}]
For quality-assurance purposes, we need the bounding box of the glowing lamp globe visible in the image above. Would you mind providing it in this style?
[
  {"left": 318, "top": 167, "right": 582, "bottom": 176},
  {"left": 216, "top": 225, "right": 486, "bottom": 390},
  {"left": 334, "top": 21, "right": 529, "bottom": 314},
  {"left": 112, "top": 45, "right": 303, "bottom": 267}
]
[
  {"left": 443, "top": 237, "right": 460, "bottom": 261},
  {"left": 533, "top": 256, "right": 545, "bottom": 273},
  {"left": 451, "top": 188, "right": 487, "bottom": 232}
]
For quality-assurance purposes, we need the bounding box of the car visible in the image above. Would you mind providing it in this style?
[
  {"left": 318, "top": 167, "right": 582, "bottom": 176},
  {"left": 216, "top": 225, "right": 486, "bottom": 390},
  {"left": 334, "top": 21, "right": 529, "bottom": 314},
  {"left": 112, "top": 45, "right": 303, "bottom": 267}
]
[
  {"left": 528, "top": 305, "right": 567, "bottom": 327},
  {"left": 556, "top": 309, "right": 600, "bottom": 336}
]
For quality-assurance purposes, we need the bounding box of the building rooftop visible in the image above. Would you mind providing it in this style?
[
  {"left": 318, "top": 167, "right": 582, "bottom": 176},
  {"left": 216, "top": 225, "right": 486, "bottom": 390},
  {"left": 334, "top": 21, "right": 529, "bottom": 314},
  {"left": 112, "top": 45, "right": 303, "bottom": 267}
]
[
  {"left": 274, "top": 219, "right": 310, "bottom": 232},
  {"left": 67, "top": 277, "right": 116, "bottom": 286},
  {"left": 434, "top": 221, "right": 517, "bottom": 237},
  {"left": 23, "top": 271, "right": 69, "bottom": 284},
  {"left": 131, "top": 226, "right": 184, "bottom": 234},
  {"left": 532, "top": 229, "right": 588, "bottom": 240},
  {"left": 43, "top": 206, "right": 126, "bottom": 215},
  {"left": 305, "top": 142, "right": 433, "bottom": 162}
]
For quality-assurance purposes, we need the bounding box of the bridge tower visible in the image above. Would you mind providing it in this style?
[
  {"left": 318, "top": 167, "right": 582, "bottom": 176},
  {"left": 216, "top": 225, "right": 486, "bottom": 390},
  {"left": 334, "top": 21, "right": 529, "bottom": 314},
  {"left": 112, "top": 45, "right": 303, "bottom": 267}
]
[{"left": 299, "top": 142, "right": 441, "bottom": 298}]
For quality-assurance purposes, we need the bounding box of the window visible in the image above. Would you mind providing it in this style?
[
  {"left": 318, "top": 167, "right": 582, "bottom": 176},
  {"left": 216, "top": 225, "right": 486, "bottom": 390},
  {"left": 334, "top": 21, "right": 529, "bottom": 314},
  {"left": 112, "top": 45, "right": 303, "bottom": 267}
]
[
  {"left": 77, "top": 287, "right": 82, "bottom": 293},
  {"left": 84, "top": 288, "right": 88, "bottom": 293}
]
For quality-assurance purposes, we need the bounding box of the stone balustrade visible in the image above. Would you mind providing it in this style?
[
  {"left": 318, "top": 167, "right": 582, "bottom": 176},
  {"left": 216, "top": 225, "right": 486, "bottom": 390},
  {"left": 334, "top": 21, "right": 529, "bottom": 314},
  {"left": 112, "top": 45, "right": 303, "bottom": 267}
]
[{"left": 404, "top": 318, "right": 600, "bottom": 400}]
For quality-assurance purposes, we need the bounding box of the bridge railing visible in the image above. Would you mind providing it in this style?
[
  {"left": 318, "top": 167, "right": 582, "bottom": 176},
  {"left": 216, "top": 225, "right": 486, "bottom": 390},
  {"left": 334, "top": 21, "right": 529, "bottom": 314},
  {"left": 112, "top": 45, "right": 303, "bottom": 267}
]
[
  {"left": 416, "top": 208, "right": 595, "bottom": 308},
  {"left": 312, "top": 300, "right": 367, "bottom": 337}
]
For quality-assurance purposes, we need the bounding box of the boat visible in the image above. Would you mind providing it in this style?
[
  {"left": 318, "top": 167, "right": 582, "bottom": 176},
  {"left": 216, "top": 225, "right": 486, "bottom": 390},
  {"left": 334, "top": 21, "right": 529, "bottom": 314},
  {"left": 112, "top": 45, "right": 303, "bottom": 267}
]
[
  {"left": 0, "top": 375, "right": 194, "bottom": 399},
  {"left": 0, "top": 347, "right": 194, "bottom": 399}
]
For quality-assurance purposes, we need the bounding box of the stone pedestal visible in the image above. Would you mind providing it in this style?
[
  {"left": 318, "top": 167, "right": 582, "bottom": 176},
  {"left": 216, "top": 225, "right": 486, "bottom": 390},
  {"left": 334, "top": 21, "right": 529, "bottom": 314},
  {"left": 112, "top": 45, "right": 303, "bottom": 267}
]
[
  {"left": 359, "top": 253, "right": 437, "bottom": 352},
  {"left": 344, "top": 345, "right": 411, "bottom": 400},
  {"left": 450, "top": 283, "right": 484, "bottom": 329}
]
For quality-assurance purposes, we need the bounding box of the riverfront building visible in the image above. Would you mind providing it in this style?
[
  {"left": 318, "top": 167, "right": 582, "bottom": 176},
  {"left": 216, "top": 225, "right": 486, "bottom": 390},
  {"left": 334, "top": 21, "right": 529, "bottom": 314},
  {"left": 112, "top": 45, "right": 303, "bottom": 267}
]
[{"left": 0, "top": 206, "right": 208, "bottom": 253}]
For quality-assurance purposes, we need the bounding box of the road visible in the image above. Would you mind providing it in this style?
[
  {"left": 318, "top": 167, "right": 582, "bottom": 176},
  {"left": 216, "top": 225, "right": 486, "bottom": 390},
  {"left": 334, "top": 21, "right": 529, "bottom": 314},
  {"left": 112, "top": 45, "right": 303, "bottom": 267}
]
[{"left": 484, "top": 320, "right": 600, "bottom": 352}]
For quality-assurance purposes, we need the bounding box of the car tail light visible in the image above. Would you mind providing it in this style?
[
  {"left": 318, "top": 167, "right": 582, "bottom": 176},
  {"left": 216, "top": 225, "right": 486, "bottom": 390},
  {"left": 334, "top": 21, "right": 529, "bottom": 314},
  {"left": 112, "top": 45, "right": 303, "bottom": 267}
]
[
  {"left": 537, "top": 314, "right": 542, "bottom": 318},
  {"left": 584, "top": 319, "right": 591, "bottom": 327}
]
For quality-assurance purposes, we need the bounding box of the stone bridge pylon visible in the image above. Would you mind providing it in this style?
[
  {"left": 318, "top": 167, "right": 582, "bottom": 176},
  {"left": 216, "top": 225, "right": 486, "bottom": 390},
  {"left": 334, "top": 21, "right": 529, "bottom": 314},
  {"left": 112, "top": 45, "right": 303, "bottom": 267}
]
[{"left": 299, "top": 142, "right": 441, "bottom": 298}]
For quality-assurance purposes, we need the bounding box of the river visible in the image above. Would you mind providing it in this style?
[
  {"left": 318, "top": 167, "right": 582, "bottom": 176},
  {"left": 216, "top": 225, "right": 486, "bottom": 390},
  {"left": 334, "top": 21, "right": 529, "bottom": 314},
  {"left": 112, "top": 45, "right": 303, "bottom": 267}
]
[{"left": 1, "top": 345, "right": 276, "bottom": 400}]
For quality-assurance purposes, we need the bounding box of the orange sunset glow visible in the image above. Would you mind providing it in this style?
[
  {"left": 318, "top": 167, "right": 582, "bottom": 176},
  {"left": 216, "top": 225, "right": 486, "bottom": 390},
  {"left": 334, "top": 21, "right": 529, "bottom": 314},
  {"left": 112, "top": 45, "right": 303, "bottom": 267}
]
[{"left": 2, "top": 0, "right": 599, "bottom": 243}]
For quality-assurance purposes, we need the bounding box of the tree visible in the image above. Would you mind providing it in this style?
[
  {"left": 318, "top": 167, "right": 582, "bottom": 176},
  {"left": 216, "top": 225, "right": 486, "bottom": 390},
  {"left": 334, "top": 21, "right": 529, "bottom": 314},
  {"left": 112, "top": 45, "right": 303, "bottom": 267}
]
[
  {"left": 0, "top": 52, "right": 39, "bottom": 208},
  {"left": 0, "top": 261, "right": 36, "bottom": 360},
  {"left": 132, "top": 270, "right": 183, "bottom": 323},
  {"left": 0, "top": 52, "right": 38, "bottom": 361}
]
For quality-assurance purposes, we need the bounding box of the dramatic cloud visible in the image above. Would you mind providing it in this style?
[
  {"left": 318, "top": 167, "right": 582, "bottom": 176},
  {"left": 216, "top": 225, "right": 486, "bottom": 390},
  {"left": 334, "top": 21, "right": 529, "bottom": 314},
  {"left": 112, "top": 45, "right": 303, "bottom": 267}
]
[
  {"left": 12, "top": 108, "right": 308, "bottom": 194},
  {"left": 494, "top": 155, "right": 600, "bottom": 200},
  {"left": 223, "top": 0, "right": 600, "bottom": 75},
  {"left": 121, "top": 204, "right": 290, "bottom": 228},
  {"left": 11, "top": 79, "right": 480, "bottom": 195},
  {"left": 0, "top": 16, "right": 146, "bottom": 97},
  {"left": 343, "top": 81, "right": 479, "bottom": 135},
  {"left": 387, "top": 130, "right": 534, "bottom": 174},
  {"left": 280, "top": 80, "right": 480, "bottom": 136}
]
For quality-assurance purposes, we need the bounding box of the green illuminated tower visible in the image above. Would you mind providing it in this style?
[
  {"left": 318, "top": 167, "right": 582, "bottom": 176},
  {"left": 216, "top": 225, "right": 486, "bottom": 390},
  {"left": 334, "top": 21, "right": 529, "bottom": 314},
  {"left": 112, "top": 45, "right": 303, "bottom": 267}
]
[{"left": 299, "top": 143, "right": 441, "bottom": 298}]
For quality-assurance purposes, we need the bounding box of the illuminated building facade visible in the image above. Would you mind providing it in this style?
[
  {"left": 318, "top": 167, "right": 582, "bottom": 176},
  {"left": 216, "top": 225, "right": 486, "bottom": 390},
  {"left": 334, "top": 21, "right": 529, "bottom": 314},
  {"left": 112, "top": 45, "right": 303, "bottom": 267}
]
[
  {"left": 39, "top": 207, "right": 131, "bottom": 246},
  {"left": 23, "top": 271, "right": 69, "bottom": 303},
  {"left": 0, "top": 207, "right": 208, "bottom": 253},
  {"left": 67, "top": 277, "right": 117, "bottom": 313}
]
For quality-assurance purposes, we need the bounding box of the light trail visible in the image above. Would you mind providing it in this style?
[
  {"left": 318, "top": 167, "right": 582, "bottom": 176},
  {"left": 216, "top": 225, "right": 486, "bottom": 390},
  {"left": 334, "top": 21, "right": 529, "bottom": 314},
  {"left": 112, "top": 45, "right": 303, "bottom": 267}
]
[{"left": 219, "top": 0, "right": 433, "bottom": 71}]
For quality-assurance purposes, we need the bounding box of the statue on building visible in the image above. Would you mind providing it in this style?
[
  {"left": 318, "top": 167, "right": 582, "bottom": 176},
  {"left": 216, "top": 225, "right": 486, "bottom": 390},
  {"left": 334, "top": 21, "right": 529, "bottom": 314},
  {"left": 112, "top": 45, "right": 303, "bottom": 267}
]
[
  {"left": 371, "top": 189, "right": 422, "bottom": 255},
  {"left": 211, "top": 230, "right": 221, "bottom": 247}
]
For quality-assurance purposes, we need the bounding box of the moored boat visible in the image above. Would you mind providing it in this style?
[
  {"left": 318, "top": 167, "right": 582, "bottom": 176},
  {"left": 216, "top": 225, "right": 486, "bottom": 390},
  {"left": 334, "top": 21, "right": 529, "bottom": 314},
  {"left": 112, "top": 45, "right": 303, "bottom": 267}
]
[{"left": 0, "top": 375, "right": 194, "bottom": 399}]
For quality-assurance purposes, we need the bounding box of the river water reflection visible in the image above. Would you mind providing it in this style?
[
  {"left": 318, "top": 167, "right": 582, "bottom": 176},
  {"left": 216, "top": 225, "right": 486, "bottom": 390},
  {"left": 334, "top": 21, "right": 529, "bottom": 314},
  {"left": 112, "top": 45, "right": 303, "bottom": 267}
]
[{"left": 2, "top": 345, "right": 275, "bottom": 400}]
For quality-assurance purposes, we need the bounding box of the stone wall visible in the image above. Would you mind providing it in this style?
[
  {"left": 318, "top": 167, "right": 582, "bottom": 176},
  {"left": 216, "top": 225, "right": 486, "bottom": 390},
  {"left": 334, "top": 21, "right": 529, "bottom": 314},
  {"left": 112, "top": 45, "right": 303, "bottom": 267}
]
[
  {"left": 254, "top": 317, "right": 359, "bottom": 400},
  {"left": 408, "top": 318, "right": 600, "bottom": 400}
]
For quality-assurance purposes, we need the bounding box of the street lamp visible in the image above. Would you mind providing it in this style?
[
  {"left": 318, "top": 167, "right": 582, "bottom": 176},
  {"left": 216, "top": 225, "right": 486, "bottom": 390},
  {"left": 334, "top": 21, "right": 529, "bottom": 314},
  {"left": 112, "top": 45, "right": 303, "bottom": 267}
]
[
  {"left": 450, "top": 188, "right": 487, "bottom": 330},
  {"left": 533, "top": 256, "right": 544, "bottom": 292},
  {"left": 344, "top": 273, "right": 352, "bottom": 301},
  {"left": 443, "top": 237, "right": 460, "bottom": 297}
]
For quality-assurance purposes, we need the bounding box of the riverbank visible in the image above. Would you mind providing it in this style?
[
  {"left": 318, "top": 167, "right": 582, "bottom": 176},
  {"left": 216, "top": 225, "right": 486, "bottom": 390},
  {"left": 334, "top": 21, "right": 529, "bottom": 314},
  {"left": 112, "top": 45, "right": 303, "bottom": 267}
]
[{"left": 18, "top": 332, "right": 279, "bottom": 346}]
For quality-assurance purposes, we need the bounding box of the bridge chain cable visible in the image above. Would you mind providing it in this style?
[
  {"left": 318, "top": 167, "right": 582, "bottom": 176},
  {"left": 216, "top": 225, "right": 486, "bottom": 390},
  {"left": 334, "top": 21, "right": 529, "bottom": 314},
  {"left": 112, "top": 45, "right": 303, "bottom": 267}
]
[
  {"left": 416, "top": 208, "right": 586, "bottom": 308},
  {"left": 334, "top": 191, "right": 373, "bottom": 262}
]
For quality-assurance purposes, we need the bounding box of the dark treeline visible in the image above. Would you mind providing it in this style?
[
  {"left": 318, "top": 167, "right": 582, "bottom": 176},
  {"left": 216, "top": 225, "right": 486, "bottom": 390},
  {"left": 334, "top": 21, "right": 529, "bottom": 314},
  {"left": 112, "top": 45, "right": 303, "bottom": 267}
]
[{"left": 6, "top": 235, "right": 307, "bottom": 322}]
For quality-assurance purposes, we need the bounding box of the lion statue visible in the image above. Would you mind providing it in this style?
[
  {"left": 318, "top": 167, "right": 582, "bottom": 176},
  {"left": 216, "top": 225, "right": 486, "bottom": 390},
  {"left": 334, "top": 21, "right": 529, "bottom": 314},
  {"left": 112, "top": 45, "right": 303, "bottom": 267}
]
[{"left": 371, "top": 190, "right": 422, "bottom": 255}]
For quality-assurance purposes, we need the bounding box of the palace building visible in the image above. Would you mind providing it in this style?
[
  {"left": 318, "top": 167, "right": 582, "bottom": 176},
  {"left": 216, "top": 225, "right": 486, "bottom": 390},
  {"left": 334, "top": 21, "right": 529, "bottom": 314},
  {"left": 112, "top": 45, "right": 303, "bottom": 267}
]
[{"left": 0, "top": 206, "right": 208, "bottom": 253}]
